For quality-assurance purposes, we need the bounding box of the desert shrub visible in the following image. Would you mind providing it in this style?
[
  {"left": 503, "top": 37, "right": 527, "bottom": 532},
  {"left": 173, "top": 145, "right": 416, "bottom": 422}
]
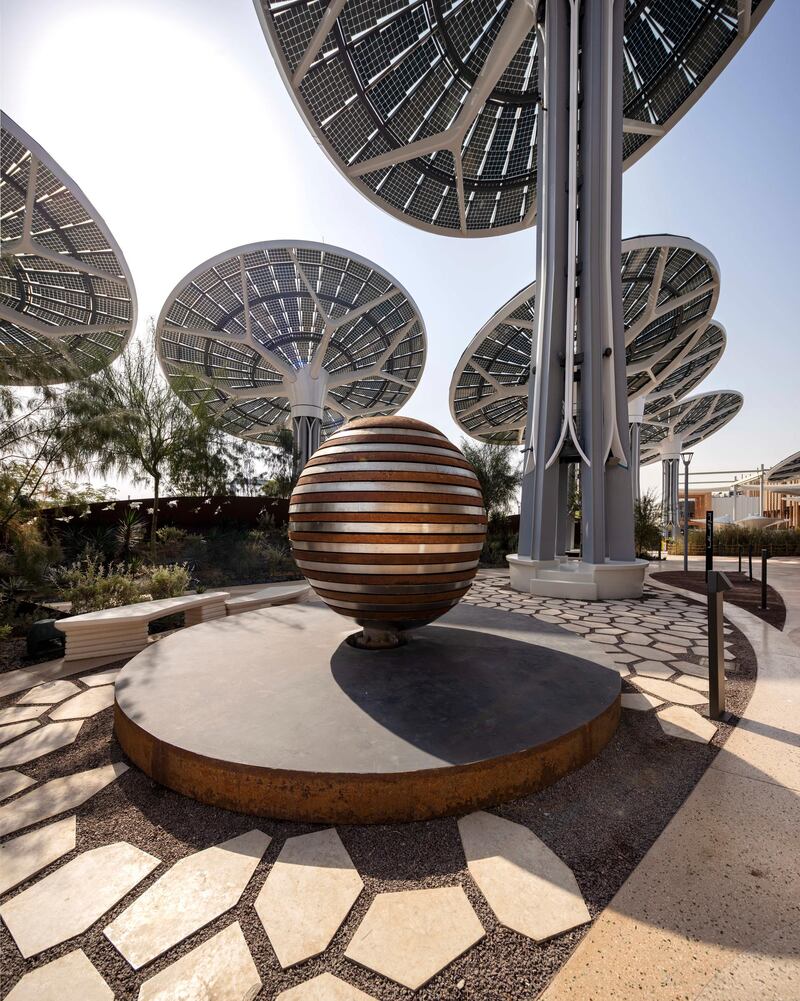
[
  {"left": 672, "top": 524, "right": 800, "bottom": 557},
  {"left": 480, "top": 515, "right": 518, "bottom": 567},
  {"left": 0, "top": 623, "right": 12, "bottom": 642},
  {"left": 144, "top": 563, "right": 190, "bottom": 599},
  {"left": 55, "top": 558, "right": 145, "bottom": 614},
  {"left": 154, "top": 526, "right": 207, "bottom": 566}
]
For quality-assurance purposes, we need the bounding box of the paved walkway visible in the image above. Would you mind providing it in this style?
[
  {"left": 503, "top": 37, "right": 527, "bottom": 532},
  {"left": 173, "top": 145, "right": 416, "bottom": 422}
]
[{"left": 542, "top": 555, "right": 800, "bottom": 1001}]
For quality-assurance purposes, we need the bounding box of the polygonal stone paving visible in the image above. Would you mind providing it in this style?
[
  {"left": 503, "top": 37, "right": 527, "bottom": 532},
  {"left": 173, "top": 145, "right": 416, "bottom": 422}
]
[
  {"left": 0, "top": 762, "right": 128, "bottom": 837},
  {"left": 657, "top": 706, "right": 718, "bottom": 744},
  {"left": 105, "top": 829, "right": 270, "bottom": 969},
  {"left": 0, "top": 720, "right": 39, "bottom": 746},
  {"left": 50, "top": 685, "right": 115, "bottom": 721},
  {"left": 137, "top": 922, "right": 261, "bottom": 1001},
  {"left": 277, "top": 973, "right": 377, "bottom": 1000},
  {"left": 0, "top": 770, "right": 36, "bottom": 802},
  {"left": 0, "top": 815, "right": 77, "bottom": 895},
  {"left": 633, "top": 677, "right": 708, "bottom": 707},
  {"left": 0, "top": 720, "right": 82, "bottom": 768},
  {"left": 16, "top": 680, "right": 81, "bottom": 704},
  {"left": 458, "top": 811, "right": 590, "bottom": 942},
  {"left": 1, "top": 841, "right": 159, "bottom": 958},
  {"left": 633, "top": 662, "right": 676, "bottom": 681},
  {"left": 0, "top": 704, "right": 43, "bottom": 725},
  {"left": 80, "top": 668, "right": 122, "bottom": 687},
  {"left": 255, "top": 828, "right": 362, "bottom": 968},
  {"left": 673, "top": 659, "right": 713, "bottom": 679},
  {"left": 675, "top": 674, "right": 710, "bottom": 694},
  {"left": 5, "top": 949, "right": 113, "bottom": 1001},
  {"left": 620, "top": 692, "right": 663, "bottom": 711},
  {"left": 619, "top": 644, "right": 675, "bottom": 663},
  {"left": 345, "top": 886, "right": 485, "bottom": 990}
]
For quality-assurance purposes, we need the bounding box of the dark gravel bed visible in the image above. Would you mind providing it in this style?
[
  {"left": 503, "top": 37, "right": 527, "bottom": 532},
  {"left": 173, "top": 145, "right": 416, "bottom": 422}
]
[
  {"left": 0, "top": 608, "right": 757, "bottom": 1001},
  {"left": 651, "top": 569, "right": 786, "bottom": 630}
]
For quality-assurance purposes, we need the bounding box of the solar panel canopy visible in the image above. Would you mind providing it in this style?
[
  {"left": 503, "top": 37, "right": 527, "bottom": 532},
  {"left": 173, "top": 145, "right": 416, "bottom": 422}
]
[
  {"left": 450, "top": 235, "right": 719, "bottom": 443},
  {"left": 644, "top": 322, "right": 725, "bottom": 418},
  {"left": 639, "top": 389, "right": 743, "bottom": 464},
  {"left": 255, "top": 0, "right": 772, "bottom": 236},
  {"left": 156, "top": 241, "right": 426, "bottom": 445},
  {"left": 0, "top": 114, "right": 136, "bottom": 385},
  {"left": 767, "top": 450, "right": 800, "bottom": 484}
]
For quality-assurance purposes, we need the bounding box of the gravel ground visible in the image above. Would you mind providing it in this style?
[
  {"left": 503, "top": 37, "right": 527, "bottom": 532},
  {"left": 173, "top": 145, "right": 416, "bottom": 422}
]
[
  {"left": 651, "top": 569, "right": 786, "bottom": 630},
  {"left": 0, "top": 592, "right": 757, "bottom": 1001}
]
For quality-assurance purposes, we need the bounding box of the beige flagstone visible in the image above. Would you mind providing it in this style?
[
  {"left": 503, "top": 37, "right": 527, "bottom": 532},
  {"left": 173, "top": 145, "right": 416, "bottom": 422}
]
[
  {"left": 0, "top": 720, "right": 83, "bottom": 768},
  {"left": 50, "top": 685, "right": 115, "bottom": 721},
  {"left": 80, "top": 667, "right": 122, "bottom": 687},
  {"left": 673, "top": 659, "right": 711, "bottom": 679},
  {"left": 0, "top": 841, "right": 160, "bottom": 958},
  {"left": 0, "top": 762, "right": 128, "bottom": 837},
  {"left": 345, "top": 886, "right": 485, "bottom": 990},
  {"left": 0, "top": 770, "right": 36, "bottom": 802},
  {"left": 5, "top": 949, "right": 113, "bottom": 1001},
  {"left": 620, "top": 633, "right": 653, "bottom": 646},
  {"left": 137, "top": 922, "right": 261, "bottom": 1001},
  {"left": 0, "top": 816, "right": 77, "bottom": 895},
  {"left": 458, "top": 811, "right": 590, "bottom": 942},
  {"left": 0, "top": 720, "right": 40, "bottom": 746},
  {"left": 0, "top": 705, "right": 43, "bottom": 725},
  {"left": 633, "top": 662, "right": 676, "bottom": 681},
  {"left": 0, "top": 655, "right": 117, "bottom": 700},
  {"left": 621, "top": 693, "right": 663, "bottom": 711},
  {"left": 255, "top": 828, "right": 363, "bottom": 968},
  {"left": 675, "top": 674, "right": 710, "bottom": 694},
  {"left": 17, "top": 680, "right": 81, "bottom": 704},
  {"left": 619, "top": 644, "right": 675, "bottom": 663},
  {"left": 277, "top": 973, "right": 377, "bottom": 1000},
  {"left": 634, "top": 677, "right": 708, "bottom": 707},
  {"left": 657, "top": 706, "right": 718, "bottom": 744},
  {"left": 105, "top": 829, "right": 270, "bottom": 969}
]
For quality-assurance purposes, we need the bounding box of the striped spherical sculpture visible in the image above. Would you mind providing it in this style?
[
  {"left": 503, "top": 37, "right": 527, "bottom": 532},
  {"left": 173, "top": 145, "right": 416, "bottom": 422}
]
[{"left": 288, "top": 416, "right": 487, "bottom": 648}]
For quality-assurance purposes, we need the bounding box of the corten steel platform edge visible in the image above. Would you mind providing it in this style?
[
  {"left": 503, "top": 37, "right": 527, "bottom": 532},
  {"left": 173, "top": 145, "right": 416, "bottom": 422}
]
[{"left": 113, "top": 695, "right": 620, "bottom": 825}]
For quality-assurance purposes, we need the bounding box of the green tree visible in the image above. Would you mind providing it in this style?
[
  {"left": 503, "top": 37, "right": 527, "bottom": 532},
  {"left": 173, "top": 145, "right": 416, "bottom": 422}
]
[
  {"left": 459, "top": 439, "right": 521, "bottom": 519},
  {"left": 61, "top": 335, "right": 206, "bottom": 557},
  {"left": 260, "top": 428, "right": 298, "bottom": 498},
  {"left": 634, "top": 489, "right": 663, "bottom": 557}
]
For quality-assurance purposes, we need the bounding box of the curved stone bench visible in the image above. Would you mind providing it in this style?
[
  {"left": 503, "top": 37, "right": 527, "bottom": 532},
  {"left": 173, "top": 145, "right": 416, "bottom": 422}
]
[
  {"left": 55, "top": 592, "right": 229, "bottom": 662},
  {"left": 225, "top": 581, "right": 310, "bottom": 616}
]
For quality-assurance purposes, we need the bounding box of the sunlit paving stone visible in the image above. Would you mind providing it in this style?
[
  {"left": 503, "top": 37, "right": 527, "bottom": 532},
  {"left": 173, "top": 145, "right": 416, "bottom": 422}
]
[
  {"left": 634, "top": 678, "right": 708, "bottom": 707},
  {"left": 620, "top": 633, "right": 653, "bottom": 646},
  {"left": 277, "top": 973, "right": 377, "bottom": 1001},
  {"left": 698, "top": 650, "right": 736, "bottom": 664},
  {"left": 0, "top": 771, "right": 36, "bottom": 802},
  {"left": 16, "top": 680, "right": 81, "bottom": 704},
  {"left": 50, "top": 686, "right": 115, "bottom": 721},
  {"left": 0, "top": 762, "right": 128, "bottom": 837},
  {"left": 633, "top": 662, "right": 677, "bottom": 681},
  {"left": 608, "top": 652, "right": 638, "bottom": 664},
  {"left": 1, "top": 842, "right": 159, "bottom": 958},
  {"left": 458, "top": 811, "right": 590, "bottom": 942},
  {"left": 654, "top": 642, "right": 692, "bottom": 656},
  {"left": 105, "top": 829, "right": 270, "bottom": 969},
  {"left": 255, "top": 828, "right": 362, "bottom": 968},
  {"left": 0, "top": 721, "right": 83, "bottom": 768},
  {"left": 619, "top": 644, "right": 675, "bottom": 663},
  {"left": 79, "top": 668, "right": 122, "bottom": 687},
  {"left": 0, "top": 720, "right": 39, "bottom": 746},
  {"left": 0, "top": 816, "right": 77, "bottom": 895},
  {"left": 621, "top": 693, "right": 663, "bottom": 711},
  {"left": 673, "top": 660, "right": 711, "bottom": 679},
  {"left": 653, "top": 633, "right": 693, "bottom": 647},
  {"left": 657, "top": 706, "right": 718, "bottom": 744},
  {"left": 674, "top": 674, "right": 710, "bottom": 694},
  {"left": 0, "top": 705, "right": 44, "bottom": 725},
  {"left": 587, "top": 634, "right": 618, "bottom": 646},
  {"left": 5, "top": 949, "right": 113, "bottom": 1001},
  {"left": 345, "top": 886, "right": 485, "bottom": 990},
  {"left": 137, "top": 922, "right": 261, "bottom": 1001}
]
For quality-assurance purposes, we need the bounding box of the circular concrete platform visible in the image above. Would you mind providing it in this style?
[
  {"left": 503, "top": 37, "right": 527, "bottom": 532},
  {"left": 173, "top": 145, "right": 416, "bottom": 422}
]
[{"left": 114, "top": 601, "right": 621, "bottom": 823}]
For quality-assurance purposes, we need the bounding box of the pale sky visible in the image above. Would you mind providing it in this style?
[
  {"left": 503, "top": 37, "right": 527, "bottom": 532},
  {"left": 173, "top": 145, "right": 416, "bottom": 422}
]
[{"left": 2, "top": 0, "right": 798, "bottom": 499}]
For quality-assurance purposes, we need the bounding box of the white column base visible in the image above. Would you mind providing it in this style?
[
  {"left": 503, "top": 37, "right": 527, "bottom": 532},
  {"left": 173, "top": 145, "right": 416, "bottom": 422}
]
[{"left": 506, "top": 554, "right": 648, "bottom": 600}]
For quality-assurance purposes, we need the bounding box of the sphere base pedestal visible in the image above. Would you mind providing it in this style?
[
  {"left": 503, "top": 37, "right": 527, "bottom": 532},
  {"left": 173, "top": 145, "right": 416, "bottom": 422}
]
[{"left": 114, "top": 600, "right": 620, "bottom": 824}]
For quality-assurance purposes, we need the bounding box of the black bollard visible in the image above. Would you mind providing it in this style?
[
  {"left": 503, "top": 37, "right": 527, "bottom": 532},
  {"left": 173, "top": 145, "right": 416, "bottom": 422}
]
[
  {"left": 707, "top": 571, "right": 732, "bottom": 720},
  {"left": 748, "top": 543, "right": 753, "bottom": 582},
  {"left": 761, "top": 548, "right": 768, "bottom": 610},
  {"left": 738, "top": 544, "right": 742, "bottom": 574}
]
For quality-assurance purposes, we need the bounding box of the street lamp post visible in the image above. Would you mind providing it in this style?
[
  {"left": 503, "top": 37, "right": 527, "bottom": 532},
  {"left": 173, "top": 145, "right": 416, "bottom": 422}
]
[{"left": 681, "top": 451, "right": 694, "bottom": 572}]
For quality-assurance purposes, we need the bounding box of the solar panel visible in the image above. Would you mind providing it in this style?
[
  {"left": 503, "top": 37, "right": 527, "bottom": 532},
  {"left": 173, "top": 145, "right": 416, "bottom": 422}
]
[
  {"left": 450, "top": 235, "right": 719, "bottom": 442},
  {"left": 644, "top": 322, "right": 726, "bottom": 417},
  {"left": 0, "top": 114, "right": 136, "bottom": 385},
  {"left": 767, "top": 450, "right": 800, "bottom": 484},
  {"left": 255, "top": 0, "right": 772, "bottom": 235},
  {"left": 155, "top": 241, "right": 426, "bottom": 445},
  {"left": 639, "top": 389, "right": 743, "bottom": 464}
]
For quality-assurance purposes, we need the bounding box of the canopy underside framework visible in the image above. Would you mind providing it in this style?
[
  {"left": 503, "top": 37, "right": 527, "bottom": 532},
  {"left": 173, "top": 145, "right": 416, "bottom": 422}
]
[
  {"left": 767, "top": 450, "right": 800, "bottom": 484},
  {"left": 256, "top": 0, "right": 772, "bottom": 236},
  {"left": 156, "top": 241, "right": 426, "bottom": 445},
  {"left": 639, "top": 389, "right": 743, "bottom": 464},
  {"left": 643, "top": 321, "right": 726, "bottom": 418},
  {"left": 0, "top": 115, "right": 136, "bottom": 385},
  {"left": 450, "top": 235, "right": 720, "bottom": 442}
]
